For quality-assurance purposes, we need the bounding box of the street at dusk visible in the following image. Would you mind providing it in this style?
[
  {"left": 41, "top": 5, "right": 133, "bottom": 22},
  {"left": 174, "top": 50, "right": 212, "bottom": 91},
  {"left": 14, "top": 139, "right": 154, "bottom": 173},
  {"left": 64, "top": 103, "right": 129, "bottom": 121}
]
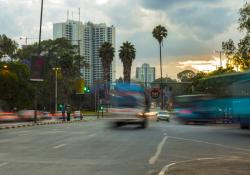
[{"left": 1, "top": 0, "right": 250, "bottom": 174}]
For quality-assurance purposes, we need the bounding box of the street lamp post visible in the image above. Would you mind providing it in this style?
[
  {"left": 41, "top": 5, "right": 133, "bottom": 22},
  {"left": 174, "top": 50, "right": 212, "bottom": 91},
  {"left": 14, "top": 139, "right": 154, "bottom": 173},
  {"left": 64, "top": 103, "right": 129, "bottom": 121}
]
[
  {"left": 215, "top": 50, "right": 224, "bottom": 68},
  {"left": 53, "top": 67, "right": 60, "bottom": 113}
]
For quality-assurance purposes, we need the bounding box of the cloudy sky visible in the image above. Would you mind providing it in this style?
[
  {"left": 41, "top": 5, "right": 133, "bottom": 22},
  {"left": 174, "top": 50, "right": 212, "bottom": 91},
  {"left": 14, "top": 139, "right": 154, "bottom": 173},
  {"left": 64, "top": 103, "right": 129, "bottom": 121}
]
[{"left": 0, "top": 0, "right": 247, "bottom": 79}]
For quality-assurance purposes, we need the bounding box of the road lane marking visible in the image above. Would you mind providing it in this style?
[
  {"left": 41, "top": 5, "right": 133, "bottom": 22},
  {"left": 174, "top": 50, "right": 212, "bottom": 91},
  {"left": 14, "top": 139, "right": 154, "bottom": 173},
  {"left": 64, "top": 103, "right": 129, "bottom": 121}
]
[
  {"left": 0, "top": 162, "right": 9, "bottom": 167},
  {"left": 158, "top": 162, "right": 176, "bottom": 175},
  {"left": 16, "top": 130, "right": 30, "bottom": 134},
  {"left": 168, "top": 136, "right": 250, "bottom": 153},
  {"left": 19, "top": 133, "right": 29, "bottom": 136},
  {"left": 0, "top": 139, "right": 12, "bottom": 143},
  {"left": 149, "top": 136, "right": 168, "bottom": 165},
  {"left": 197, "top": 157, "right": 217, "bottom": 161},
  {"left": 53, "top": 144, "right": 66, "bottom": 149},
  {"left": 158, "top": 157, "right": 218, "bottom": 175},
  {"left": 88, "top": 133, "right": 96, "bottom": 137}
]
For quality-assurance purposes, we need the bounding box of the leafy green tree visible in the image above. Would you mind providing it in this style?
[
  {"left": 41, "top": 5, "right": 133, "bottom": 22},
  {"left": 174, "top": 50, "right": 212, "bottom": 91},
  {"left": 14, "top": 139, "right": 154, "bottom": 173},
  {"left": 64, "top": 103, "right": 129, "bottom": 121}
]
[
  {"left": 0, "top": 34, "right": 18, "bottom": 60},
  {"left": 98, "top": 42, "right": 115, "bottom": 84},
  {"left": 119, "top": 41, "right": 136, "bottom": 83},
  {"left": 0, "top": 62, "right": 34, "bottom": 110},
  {"left": 239, "top": 2, "right": 250, "bottom": 33},
  {"left": 232, "top": 54, "right": 244, "bottom": 71},
  {"left": 15, "top": 38, "right": 84, "bottom": 111},
  {"left": 222, "top": 39, "right": 236, "bottom": 65},
  {"left": 237, "top": 35, "right": 250, "bottom": 69},
  {"left": 177, "top": 70, "right": 196, "bottom": 82}
]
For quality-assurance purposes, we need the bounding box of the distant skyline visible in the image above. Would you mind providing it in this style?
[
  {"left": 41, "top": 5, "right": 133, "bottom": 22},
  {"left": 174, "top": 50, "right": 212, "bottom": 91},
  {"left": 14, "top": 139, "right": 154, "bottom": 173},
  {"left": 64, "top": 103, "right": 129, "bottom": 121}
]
[{"left": 0, "top": 0, "right": 247, "bottom": 78}]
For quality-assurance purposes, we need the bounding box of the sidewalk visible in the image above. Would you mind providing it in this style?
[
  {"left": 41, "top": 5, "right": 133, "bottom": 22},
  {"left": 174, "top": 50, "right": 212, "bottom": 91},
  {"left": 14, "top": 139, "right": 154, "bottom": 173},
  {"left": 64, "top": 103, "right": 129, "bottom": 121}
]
[{"left": 0, "top": 116, "right": 97, "bottom": 130}]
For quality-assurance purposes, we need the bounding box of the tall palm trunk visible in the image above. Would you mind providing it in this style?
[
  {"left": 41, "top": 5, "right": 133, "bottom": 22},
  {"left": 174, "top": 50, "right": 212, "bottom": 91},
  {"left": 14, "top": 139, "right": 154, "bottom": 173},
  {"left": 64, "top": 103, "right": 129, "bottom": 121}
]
[
  {"left": 103, "top": 64, "right": 109, "bottom": 100},
  {"left": 123, "top": 63, "right": 132, "bottom": 83},
  {"left": 159, "top": 42, "right": 163, "bottom": 110}
]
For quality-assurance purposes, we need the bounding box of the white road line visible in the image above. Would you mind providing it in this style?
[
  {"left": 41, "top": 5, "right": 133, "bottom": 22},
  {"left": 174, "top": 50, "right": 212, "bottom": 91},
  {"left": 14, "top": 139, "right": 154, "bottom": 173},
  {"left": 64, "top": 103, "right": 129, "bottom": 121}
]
[
  {"left": 168, "top": 136, "right": 250, "bottom": 153},
  {"left": 197, "top": 157, "right": 217, "bottom": 161},
  {"left": 88, "top": 133, "right": 96, "bottom": 137},
  {"left": 158, "top": 162, "right": 176, "bottom": 175},
  {"left": 53, "top": 144, "right": 66, "bottom": 149},
  {"left": 19, "top": 133, "right": 29, "bottom": 136},
  {"left": 16, "top": 130, "right": 30, "bottom": 134},
  {"left": 149, "top": 136, "right": 168, "bottom": 165},
  {"left": 158, "top": 157, "right": 219, "bottom": 175},
  {"left": 0, "top": 162, "right": 9, "bottom": 167}
]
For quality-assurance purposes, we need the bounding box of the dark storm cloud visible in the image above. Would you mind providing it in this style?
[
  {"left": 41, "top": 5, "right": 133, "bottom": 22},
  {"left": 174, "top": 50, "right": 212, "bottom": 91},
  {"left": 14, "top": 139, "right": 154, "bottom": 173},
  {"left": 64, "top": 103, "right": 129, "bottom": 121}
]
[
  {"left": 168, "top": 6, "right": 234, "bottom": 40},
  {"left": 124, "top": 30, "right": 209, "bottom": 59}
]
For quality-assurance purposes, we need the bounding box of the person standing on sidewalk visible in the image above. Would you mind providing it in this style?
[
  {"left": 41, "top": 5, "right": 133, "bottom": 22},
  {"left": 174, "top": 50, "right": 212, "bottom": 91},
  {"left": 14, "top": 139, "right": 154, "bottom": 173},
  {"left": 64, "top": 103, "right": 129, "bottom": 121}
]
[{"left": 66, "top": 105, "right": 71, "bottom": 121}]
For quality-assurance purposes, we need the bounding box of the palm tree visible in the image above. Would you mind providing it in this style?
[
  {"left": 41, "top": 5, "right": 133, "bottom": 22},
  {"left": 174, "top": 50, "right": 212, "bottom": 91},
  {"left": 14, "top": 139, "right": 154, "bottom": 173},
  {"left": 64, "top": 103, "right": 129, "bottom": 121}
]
[
  {"left": 152, "top": 25, "right": 168, "bottom": 109},
  {"left": 119, "top": 41, "right": 136, "bottom": 83},
  {"left": 98, "top": 42, "right": 115, "bottom": 86}
]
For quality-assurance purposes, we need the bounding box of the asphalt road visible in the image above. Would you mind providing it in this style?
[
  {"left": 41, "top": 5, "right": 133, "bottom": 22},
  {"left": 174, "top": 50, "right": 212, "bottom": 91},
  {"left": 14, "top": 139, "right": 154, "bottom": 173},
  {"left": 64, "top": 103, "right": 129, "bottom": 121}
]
[{"left": 0, "top": 118, "right": 250, "bottom": 175}]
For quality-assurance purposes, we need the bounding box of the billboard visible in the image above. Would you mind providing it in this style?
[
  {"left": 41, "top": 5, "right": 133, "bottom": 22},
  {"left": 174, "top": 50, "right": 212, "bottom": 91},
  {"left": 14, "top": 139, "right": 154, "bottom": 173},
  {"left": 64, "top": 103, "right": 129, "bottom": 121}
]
[{"left": 30, "top": 55, "right": 45, "bottom": 81}]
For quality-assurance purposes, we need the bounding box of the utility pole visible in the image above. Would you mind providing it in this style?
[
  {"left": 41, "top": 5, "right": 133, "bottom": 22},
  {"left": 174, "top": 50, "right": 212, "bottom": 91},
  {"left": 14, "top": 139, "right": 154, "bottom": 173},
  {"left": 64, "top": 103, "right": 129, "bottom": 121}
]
[
  {"left": 215, "top": 50, "right": 223, "bottom": 68},
  {"left": 38, "top": 0, "right": 44, "bottom": 54},
  {"left": 32, "top": 0, "right": 44, "bottom": 123},
  {"left": 53, "top": 67, "right": 60, "bottom": 113}
]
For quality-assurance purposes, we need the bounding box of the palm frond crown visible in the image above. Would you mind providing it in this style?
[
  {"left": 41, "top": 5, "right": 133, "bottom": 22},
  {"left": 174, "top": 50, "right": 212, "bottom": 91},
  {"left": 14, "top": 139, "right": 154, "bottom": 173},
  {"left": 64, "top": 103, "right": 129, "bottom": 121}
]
[{"left": 152, "top": 25, "right": 168, "bottom": 44}]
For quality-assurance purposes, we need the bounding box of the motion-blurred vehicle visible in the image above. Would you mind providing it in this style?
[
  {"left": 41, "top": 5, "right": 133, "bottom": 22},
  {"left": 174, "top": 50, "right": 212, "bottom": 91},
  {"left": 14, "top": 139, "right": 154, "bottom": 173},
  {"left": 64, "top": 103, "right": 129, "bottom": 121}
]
[
  {"left": 41, "top": 111, "right": 53, "bottom": 120},
  {"left": 73, "top": 110, "right": 81, "bottom": 118},
  {"left": 17, "top": 110, "right": 42, "bottom": 121},
  {"left": 108, "top": 83, "right": 149, "bottom": 128},
  {"left": 73, "top": 110, "right": 83, "bottom": 119},
  {"left": 203, "top": 72, "right": 250, "bottom": 129},
  {"left": 175, "top": 94, "right": 218, "bottom": 124},
  {"left": 0, "top": 112, "right": 20, "bottom": 123},
  {"left": 51, "top": 111, "right": 64, "bottom": 120},
  {"left": 157, "top": 111, "right": 170, "bottom": 122}
]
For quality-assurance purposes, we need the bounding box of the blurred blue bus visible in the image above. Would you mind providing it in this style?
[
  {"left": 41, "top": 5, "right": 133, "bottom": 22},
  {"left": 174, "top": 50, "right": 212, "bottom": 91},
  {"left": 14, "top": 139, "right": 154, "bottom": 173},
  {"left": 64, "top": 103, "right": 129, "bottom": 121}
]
[{"left": 175, "top": 72, "right": 250, "bottom": 128}]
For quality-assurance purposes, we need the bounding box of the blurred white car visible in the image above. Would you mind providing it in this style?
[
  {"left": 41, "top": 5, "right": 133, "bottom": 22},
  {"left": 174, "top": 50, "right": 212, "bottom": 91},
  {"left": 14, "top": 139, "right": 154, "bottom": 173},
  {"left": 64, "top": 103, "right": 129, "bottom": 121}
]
[
  {"left": 157, "top": 111, "right": 170, "bottom": 122},
  {"left": 73, "top": 111, "right": 82, "bottom": 119}
]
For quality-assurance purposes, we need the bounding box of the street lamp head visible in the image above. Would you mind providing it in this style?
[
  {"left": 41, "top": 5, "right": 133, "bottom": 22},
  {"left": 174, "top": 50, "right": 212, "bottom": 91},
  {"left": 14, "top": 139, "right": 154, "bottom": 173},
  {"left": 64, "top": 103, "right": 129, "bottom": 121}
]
[
  {"left": 52, "top": 67, "right": 61, "bottom": 71},
  {"left": 3, "top": 65, "right": 8, "bottom": 69}
]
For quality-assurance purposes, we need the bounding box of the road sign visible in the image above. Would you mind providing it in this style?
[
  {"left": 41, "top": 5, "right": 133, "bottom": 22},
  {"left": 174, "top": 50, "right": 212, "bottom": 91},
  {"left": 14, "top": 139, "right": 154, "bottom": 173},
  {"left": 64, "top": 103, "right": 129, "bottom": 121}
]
[{"left": 151, "top": 88, "right": 160, "bottom": 99}]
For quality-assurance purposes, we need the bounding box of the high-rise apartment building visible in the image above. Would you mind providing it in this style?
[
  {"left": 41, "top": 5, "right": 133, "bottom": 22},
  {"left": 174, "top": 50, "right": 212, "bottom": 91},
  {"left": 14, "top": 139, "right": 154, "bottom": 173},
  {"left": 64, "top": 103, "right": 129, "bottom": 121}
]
[
  {"left": 136, "top": 63, "right": 155, "bottom": 87},
  {"left": 53, "top": 20, "right": 115, "bottom": 86}
]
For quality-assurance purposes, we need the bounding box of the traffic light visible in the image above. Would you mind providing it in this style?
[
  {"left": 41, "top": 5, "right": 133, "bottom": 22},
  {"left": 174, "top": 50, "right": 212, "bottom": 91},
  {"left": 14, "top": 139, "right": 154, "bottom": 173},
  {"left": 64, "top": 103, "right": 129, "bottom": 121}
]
[
  {"left": 58, "top": 104, "right": 63, "bottom": 111},
  {"left": 84, "top": 86, "right": 90, "bottom": 93}
]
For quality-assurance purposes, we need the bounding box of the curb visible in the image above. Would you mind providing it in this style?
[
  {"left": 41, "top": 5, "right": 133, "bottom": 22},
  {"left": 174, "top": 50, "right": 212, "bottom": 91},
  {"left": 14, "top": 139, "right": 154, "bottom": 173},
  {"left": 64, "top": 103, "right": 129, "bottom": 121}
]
[{"left": 0, "top": 119, "right": 96, "bottom": 130}]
